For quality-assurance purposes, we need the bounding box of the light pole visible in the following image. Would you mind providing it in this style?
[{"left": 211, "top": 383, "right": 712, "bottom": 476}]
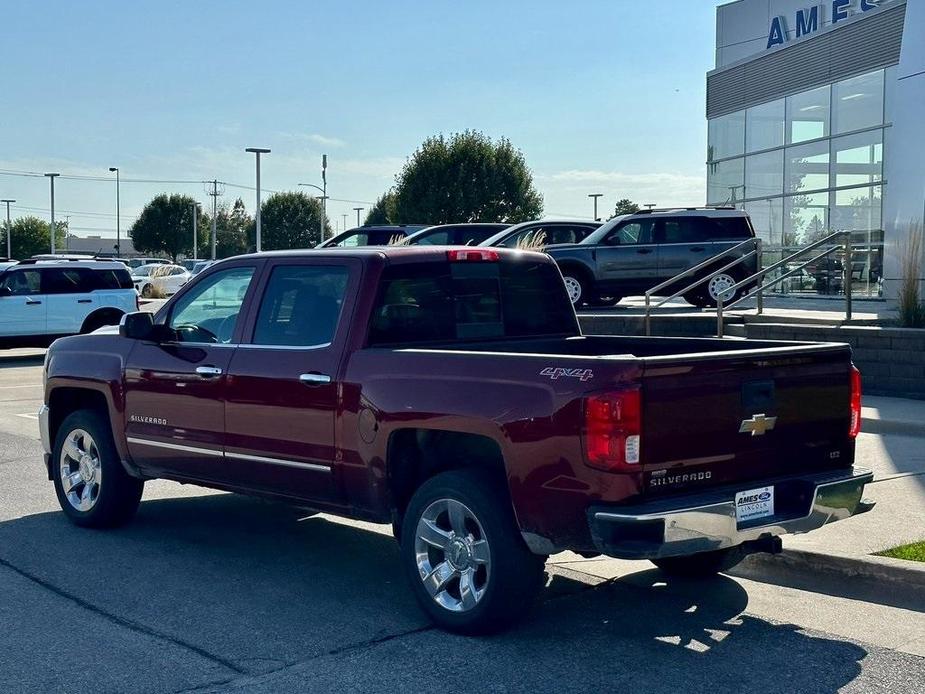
[
  {"left": 588, "top": 193, "right": 603, "bottom": 221},
  {"left": 191, "top": 202, "right": 200, "bottom": 260},
  {"left": 108, "top": 167, "right": 121, "bottom": 257},
  {"left": 1, "top": 199, "right": 14, "bottom": 260},
  {"left": 45, "top": 173, "right": 60, "bottom": 254},
  {"left": 298, "top": 182, "right": 328, "bottom": 242},
  {"left": 245, "top": 147, "right": 270, "bottom": 252},
  {"left": 353, "top": 207, "right": 363, "bottom": 226},
  {"left": 342, "top": 213, "right": 348, "bottom": 230},
  {"left": 321, "top": 154, "right": 327, "bottom": 239}
]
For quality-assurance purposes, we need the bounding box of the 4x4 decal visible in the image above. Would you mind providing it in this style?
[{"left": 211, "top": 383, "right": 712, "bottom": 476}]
[{"left": 540, "top": 367, "right": 594, "bottom": 382}]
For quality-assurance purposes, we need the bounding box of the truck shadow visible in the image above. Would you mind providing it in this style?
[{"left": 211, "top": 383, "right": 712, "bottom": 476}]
[
  {"left": 0, "top": 351, "right": 45, "bottom": 368},
  {"left": 0, "top": 492, "right": 868, "bottom": 693}
]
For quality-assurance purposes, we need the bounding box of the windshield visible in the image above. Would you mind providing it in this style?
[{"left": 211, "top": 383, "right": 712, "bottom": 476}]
[{"left": 132, "top": 265, "right": 159, "bottom": 276}]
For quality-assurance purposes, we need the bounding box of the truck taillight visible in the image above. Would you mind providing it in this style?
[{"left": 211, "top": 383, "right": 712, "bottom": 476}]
[
  {"left": 446, "top": 249, "right": 499, "bottom": 262},
  {"left": 583, "top": 387, "right": 641, "bottom": 472},
  {"left": 849, "top": 365, "right": 862, "bottom": 439}
]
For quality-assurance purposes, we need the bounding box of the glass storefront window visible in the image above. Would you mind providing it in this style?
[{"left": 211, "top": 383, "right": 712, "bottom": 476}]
[
  {"left": 746, "top": 99, "right": 785, "bottom": 153},
  {"left": 831, "top": 129, "right": 883, "bottom": 189},
  {"left": 707, "top": 157, "right": 744, "bottom": 205},
  {"left": 744, "top": 198, "right": 784, "bottom": 245},
  {"left": 786, "top": 140, "right": 829, "bottom": 193},
  {"left": 832, "top": 70, "right": 884, "bottom": 135},
  {"left": 745, "top": 150, "right": 784, "bottom": 199},
  {"left": 708, "top": 110, "right": 745, "bottom": 161},
  {"left": 785, "top": 192, "right": 829, "bottom": 245},
  {"left": 786, "top": 85, "right": 830, "bottom": 144},
  {"left": 831, "top": 186, "right": 882, "bottom": 233}
]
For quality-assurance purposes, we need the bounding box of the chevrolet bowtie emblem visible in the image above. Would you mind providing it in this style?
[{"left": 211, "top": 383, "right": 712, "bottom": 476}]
[{"left": 739, "top": 413, "right": 777, "bottom": 436}]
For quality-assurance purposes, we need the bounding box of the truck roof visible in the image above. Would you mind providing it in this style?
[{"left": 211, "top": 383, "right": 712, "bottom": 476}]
[{"left": 232, "top": 245, "right": 551, "bottom": 266}]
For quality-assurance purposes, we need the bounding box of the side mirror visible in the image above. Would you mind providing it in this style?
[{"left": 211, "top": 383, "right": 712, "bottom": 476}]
[{"left": 119, "top": 312, "right": 154, "bottom": 340}]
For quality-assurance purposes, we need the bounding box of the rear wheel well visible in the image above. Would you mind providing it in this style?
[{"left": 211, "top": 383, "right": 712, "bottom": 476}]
[
  {"left": 80, "top": 308, "right": 125, "bottom": 334},
  {"left": 387, "top": 429, "right": 508, "bottom": 530},
  {"left": 557, "top": 262, "right": 592, "bottom": 286},
  {"left": 49, "top": 388, "right": 110, "bottom": 453}
]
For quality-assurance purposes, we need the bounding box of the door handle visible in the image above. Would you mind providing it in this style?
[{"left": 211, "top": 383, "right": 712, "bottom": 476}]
[
  {"left": 195, "top": 366, "right": 223, "bottom": 378},
  {"left": 636, "top": 248, "right": 654, "bottom": 255},
  {"left": 77, "top": 299, "right": 92, "bottom": 304},
  {"left": 26, "top": 299, "right": 42, "bottom": 305},
  {"left": 300, "top": 372, "right": 332, "bottom": 386}
]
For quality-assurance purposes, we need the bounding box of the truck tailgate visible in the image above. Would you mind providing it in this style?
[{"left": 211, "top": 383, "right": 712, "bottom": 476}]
[{"left": 640, "top": 343, "right": 855, "bottom": 498}]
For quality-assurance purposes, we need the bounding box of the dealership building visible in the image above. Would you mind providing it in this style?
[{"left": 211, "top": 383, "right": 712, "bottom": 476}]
[{"left": 707, "top": 0, "right": 923, "bottom": 298}]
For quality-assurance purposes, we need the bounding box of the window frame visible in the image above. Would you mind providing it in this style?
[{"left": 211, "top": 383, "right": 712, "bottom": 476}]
[
  {"left": 238, "top": 257, "right": 361, "bottom": 352},
  {"left": 0, "top": 268, "right": 43, "bottom": 296}
]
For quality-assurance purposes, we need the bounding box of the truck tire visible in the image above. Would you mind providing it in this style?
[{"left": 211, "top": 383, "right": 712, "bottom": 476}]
[
  {"left": 400, "top": 468, "right": 547, "bottom": 634},
  {"left": 651, "top": 546, "right": 745, "bottom": 578},
  {"left": 52, "top": 409, "right": 144, "bottom": 528}
]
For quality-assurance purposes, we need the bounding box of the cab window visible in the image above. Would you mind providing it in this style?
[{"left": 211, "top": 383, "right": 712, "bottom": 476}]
[
  {"left": 167, "top": 266, "right": 255, "bottom": 343},
  {"left": 661, "top": 219, "right": 706, "bottom": 244}
]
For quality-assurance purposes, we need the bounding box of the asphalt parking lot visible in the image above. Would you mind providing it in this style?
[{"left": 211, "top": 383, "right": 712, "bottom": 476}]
[{"left": 1, "top": 349, "right": 923, "bottom": 693}]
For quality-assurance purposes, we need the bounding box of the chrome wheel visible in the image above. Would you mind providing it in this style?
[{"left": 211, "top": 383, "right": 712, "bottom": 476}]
[
  {"left": 708, "top": 273, "right": 737, "bottom": 303},
  {"left": 414, "top": 498, "right": 491, "bottom": 613},
  {"left": 59, "top": 428, "right": 102, "bottom": 512},
  {"left": 563, "top": 276, "right": 582, "bottom": 304}
]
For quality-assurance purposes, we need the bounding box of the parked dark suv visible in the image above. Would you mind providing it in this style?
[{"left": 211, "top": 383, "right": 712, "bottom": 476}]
[{"left": 546, "top": 208, "right": 757, "bottom": 307}]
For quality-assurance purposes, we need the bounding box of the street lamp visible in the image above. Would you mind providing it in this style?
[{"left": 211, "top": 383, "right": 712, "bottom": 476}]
[
  {"left": 1, "top": 199, "right": 14, "bottom": 260},
  {"left": 108, "top": 167, "right": 121, "bottom": 257},
  {"left": 588, "top": 193, "right": 603, "bottom": 221},
  {"left": 191, "top": 202, "right": 201, "bottom": 260},
  {"left": 45, "top": 173, "right": 60, "bottom": 254},
  {"left": 298, "top": 182, "right": 328, "bottom": 242},
  {"left": 353, "top": 207, "right": 364, "bottom": 226},
  {"left": 245, "top": 147, "right": 271, "bottom": 252}
]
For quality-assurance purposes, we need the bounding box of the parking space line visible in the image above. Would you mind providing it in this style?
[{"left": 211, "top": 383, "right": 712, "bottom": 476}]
[
  {"left": 15, "top": 413, "right": 38, "bottom": 420},
  {"left": 0, "top": 385, "right": 42, "bottom": 389}
]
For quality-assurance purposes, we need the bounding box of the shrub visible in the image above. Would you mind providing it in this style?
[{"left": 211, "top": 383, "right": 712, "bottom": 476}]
[{"left": 898, "top": 221, "right": 925, "bottom": 328}]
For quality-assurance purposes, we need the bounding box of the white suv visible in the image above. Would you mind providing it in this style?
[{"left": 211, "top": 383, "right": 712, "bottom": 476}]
[{"left": 0, "top": 260, "right": 138, "bottom": 348}]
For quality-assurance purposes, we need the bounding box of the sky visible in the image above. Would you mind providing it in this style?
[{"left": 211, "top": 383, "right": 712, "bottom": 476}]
[{"left": 0, "top": 0, "right": 720, "bottom": 241}]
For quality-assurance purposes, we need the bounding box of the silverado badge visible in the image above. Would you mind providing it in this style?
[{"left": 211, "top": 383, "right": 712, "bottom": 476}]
[{"left": 739, "top": 413, "right": 777, "bottom": 436}]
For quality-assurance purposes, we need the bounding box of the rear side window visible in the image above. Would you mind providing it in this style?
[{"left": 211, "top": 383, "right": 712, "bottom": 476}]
[
  {"left": 368, "top": 259, "right": 578, "bottom": 346},
  {"left": 661, "top": 218, "right": 707, "bottom": 244},
  {"left": 709, "top": 217, "right": 753, "bottom": 240},
  {"left": 94, "top": 268, "right": 134, "bottom": 289},
  {"left": 252, "top": 265, "right": 349, "bottom": 346}
]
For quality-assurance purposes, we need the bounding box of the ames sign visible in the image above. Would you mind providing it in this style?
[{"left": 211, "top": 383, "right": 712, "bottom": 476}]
[{"left": 767, "top": 0, "right": 887, "bottom": 49}]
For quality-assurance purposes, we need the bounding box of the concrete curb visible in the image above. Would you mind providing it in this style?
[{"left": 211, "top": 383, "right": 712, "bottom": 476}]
[{"left": 731, "top": 546, "right": 925, "bottom": 591}]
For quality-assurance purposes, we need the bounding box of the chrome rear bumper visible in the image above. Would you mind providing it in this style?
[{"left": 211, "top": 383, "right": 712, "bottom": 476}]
[{"left": 589, "top": 466, "right": 874, "bottom": 560}]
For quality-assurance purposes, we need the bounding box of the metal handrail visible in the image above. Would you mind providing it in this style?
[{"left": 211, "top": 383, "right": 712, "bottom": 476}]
[
  {"left": 714, "top": 230, "right": 853, "bottom": 337},
  {"left": 643, "top": 237, "right": 757, "bottom": 335}
]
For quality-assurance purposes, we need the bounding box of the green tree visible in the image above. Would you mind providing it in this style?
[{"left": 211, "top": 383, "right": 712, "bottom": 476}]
[
  {"left": 129, "top": 194, "right": 207, "bottom": 262},
  {"left": 248, "top": 191, "right": 331, "bottom": 251},
  {"left": 611, "top": 198, "right": 640, "bottom": 218},
  {"left": 213, "top": 198, "right": 251, "bottom": 258},
  {"left": 4, "top": 216, "right": 67, "bottom": 260},
  {"left": 365, "top": 191, "right": 396, "bottom": 225},
  {"left": 391, "top": 130, "right": 543, "bottom": 224}
]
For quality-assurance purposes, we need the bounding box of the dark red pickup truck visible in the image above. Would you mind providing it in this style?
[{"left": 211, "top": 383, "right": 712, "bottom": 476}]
[{"left": 39, "top": 246, "right": 872, "bottom": 633}]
